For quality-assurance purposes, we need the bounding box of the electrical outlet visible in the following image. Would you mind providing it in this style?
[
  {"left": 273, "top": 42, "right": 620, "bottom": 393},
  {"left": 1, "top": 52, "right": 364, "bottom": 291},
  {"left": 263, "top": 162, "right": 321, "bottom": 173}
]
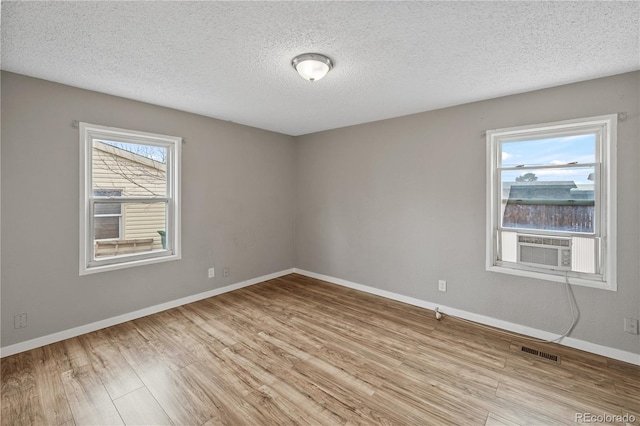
[
  {"left": 438, "top": 280, "right": 447, "bottom": 292},
  {"left": 14, "top": 313, "right": 27, "bottom": 329},
  {"left": 624, "top": 318, "right": 639, "bottom": 334},
  {"left": 208, "top": 268, "right": 215, "bottom": 278},
  {"left": 223, "top": 267, "right": 230, "bottom": 278}
]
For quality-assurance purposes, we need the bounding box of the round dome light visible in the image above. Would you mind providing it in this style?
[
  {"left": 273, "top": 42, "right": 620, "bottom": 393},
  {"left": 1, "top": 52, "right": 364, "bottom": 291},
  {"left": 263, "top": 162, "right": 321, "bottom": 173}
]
[{"left": 292, "top": 53, "right": 333, "bottom": 82}]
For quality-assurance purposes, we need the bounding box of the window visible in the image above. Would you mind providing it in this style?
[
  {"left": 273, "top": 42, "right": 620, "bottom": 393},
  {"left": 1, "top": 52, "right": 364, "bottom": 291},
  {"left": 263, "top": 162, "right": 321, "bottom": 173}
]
[
  {"left": 93, "top": 189, "right": 122, "bottom": 240},
  {"left": 80, "top": 123, "right": 181, "bottom": 275},
  {"left": 486, "top": 115, "right": 617, "bottom": 290}
]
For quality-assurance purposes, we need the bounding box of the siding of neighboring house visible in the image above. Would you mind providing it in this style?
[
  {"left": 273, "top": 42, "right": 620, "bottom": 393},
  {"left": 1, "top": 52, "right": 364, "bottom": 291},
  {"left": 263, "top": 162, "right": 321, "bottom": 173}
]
[{"left": 92, "top": 142, "right": 166, "bottom": 255}]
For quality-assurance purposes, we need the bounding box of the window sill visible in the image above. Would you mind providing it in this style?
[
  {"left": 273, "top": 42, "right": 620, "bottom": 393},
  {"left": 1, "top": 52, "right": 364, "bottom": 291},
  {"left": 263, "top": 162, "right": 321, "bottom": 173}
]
[
  {"left": 80, "top": 251, "right": 181, "bottom": 275},
  {"left": 486, "top": 264, "right": 615, "bottom": 291}
]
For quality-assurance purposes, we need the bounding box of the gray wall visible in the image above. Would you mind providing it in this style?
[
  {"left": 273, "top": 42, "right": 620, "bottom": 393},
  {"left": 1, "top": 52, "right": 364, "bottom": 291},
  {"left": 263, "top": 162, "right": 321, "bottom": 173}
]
[
  {"left": 1, "top": 72, "right": 296, "bottom": 347},
  {"left": 2, "top": 71, "right": 639, "bottom": 355},
  {"left": 295, "top": 72, "right": 640, "bottom": 354}
]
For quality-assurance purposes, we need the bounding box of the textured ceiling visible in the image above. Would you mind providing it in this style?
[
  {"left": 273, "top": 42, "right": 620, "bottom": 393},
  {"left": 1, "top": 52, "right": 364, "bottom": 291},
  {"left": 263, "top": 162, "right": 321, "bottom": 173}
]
[{"left": 2, "top": 1, "right": 639, "bottom": 136}]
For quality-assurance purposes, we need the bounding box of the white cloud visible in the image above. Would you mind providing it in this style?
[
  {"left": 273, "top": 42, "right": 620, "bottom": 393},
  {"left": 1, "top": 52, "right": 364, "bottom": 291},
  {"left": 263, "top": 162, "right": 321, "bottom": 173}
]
[{"left": 502, "top": 152, "right": 513, "bottom": 160}]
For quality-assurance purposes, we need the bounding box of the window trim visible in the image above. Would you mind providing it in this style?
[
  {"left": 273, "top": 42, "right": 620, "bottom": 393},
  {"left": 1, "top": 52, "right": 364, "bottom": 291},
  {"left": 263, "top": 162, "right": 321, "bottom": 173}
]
[
  {"left": 79, "top": 122, "right": 182, "bottom": 275},
  {"left": 485, "top": 114, "right": 617, "bottom": 291}
]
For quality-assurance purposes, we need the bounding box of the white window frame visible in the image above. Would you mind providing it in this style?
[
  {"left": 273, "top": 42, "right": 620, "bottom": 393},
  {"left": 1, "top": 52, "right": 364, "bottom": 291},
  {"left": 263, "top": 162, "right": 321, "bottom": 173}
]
[
  {"left": 80, "top": 123, "right": 181, "bottom": 275},
  {"left": 486, "top": 114, "right": 617, "bottom": 291}
]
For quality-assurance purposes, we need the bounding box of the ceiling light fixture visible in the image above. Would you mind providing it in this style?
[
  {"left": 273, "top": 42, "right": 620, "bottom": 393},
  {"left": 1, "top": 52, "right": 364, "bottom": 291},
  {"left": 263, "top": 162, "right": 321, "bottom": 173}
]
[{"left": 292, "top": 53, "right": 333, "bottom": 82}]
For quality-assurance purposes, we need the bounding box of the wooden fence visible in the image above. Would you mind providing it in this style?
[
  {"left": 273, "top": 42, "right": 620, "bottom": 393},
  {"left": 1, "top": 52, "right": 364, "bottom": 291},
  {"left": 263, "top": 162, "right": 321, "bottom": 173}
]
[{"left": 503, "top": 201, "right": 594, "bottom": 233}]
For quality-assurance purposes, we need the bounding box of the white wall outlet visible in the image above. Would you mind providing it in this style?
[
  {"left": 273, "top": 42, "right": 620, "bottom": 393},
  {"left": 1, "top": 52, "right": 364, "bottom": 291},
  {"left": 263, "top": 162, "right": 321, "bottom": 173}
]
[
  {"left": 223, "top": 267, "right": 230, "bottom": 278},
  {"left": 624, "top": 318, "right": 639, "bottom": 334},
  {"left": 438, "top": 280, "right": 447, "bottom": 292},
  {"left": 14, "top": 313, "right": 27, "bottom": 329},
  {"left": 208, "top": 268, "right": 215, "bottom": 278}
]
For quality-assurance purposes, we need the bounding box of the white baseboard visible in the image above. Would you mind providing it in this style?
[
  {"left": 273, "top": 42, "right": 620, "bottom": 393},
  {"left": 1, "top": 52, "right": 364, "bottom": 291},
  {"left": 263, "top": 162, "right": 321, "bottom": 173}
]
[
  {"left": 0, "top": 268, "right": 295, "bottom": 358},
  {"left": 293, "top": 268, "right": 640, "bottom": 366}
]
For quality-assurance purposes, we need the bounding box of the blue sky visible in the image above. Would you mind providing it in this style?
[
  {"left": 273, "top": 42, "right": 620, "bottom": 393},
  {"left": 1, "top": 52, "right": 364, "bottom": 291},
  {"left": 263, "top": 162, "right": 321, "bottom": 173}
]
[{"left": 501, "top": 134, "right": 595, "bottom": 184}]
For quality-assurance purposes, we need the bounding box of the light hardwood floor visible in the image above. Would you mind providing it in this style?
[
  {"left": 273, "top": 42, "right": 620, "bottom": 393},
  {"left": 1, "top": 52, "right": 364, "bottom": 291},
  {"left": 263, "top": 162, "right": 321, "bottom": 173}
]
[{"left": 2, "top": 274, "right": 639, "bottom": 425}]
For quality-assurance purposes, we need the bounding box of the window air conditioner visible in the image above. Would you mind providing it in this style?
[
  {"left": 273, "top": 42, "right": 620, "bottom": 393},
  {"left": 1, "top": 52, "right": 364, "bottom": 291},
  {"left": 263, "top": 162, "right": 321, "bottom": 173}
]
[{"left": 517, "top": 235, "right": 571, "bottom": 271}]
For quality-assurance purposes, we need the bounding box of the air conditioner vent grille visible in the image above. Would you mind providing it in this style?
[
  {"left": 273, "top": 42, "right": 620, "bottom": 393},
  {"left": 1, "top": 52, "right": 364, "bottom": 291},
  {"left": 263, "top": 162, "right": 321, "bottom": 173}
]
[{"left": 517, "top": 235, "right": 570, "bottom": 247}]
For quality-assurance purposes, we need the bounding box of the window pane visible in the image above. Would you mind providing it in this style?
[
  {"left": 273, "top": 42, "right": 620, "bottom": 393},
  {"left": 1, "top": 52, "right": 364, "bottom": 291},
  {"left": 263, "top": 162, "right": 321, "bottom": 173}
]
[
  {"left": 501, "top": 166, "right": 595, "bottom": 233},
  {"left": 92, "top": 140, "right": 167, "bottom": 197},
  {"left": 95, "top": 216, "right": 120, "bottom": 240},
  {"left": 94, "top": 202, "right": 167, "bottom": 259},
  {"left": 501, "top": 134, "right": 595, "bottom": 167},
  {"left": 95, "top": 202, "right": 122, "bottom": 215}
]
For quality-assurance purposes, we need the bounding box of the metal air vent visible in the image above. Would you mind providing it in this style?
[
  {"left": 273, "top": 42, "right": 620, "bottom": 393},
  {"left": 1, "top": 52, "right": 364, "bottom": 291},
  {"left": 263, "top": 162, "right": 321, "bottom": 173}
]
[{"left": 520, "top": 345, "right": 559, "bottom": 362}]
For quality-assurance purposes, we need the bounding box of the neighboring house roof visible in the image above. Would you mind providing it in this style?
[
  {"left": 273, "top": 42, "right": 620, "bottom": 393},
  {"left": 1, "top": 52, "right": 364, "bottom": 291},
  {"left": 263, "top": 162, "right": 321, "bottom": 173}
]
[
  {"left": 508, "top": 181, "right": 577, "bottom": 201},
  {"left": 509, "top": 181, "right": 577, "bottom": 188}
]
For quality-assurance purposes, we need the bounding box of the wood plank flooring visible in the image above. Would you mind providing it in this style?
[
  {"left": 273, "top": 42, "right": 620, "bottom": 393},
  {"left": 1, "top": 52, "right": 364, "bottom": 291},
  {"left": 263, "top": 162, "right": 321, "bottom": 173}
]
[{"left": 2, "top": 273, "right": 639, "bottom": 425}]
